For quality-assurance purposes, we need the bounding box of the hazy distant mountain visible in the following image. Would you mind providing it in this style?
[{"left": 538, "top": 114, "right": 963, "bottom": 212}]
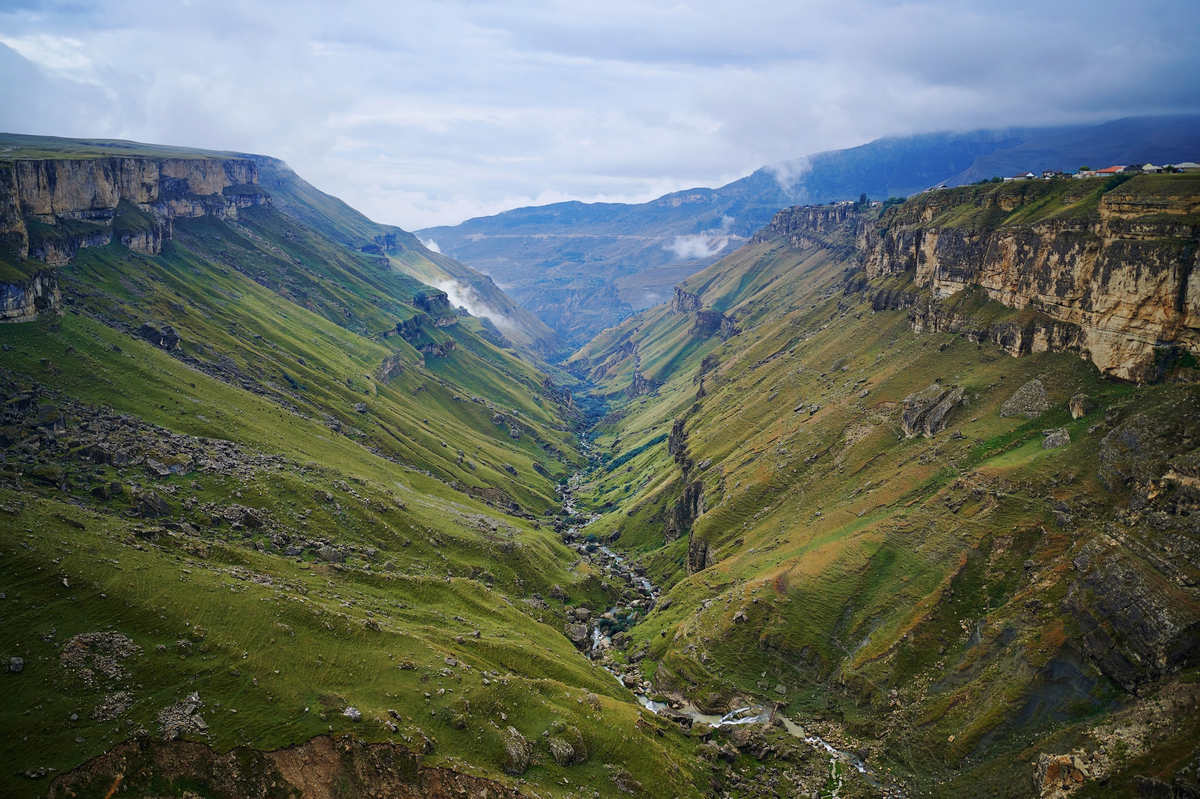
[{"left": 419, "top": 115, "right": 1200, "bottom": 350}]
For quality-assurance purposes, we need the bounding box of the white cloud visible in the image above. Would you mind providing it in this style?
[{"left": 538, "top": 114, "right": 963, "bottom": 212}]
[
  {"left": 666, "top": 234, "right": 729, "bottom": 260},
  {"left": 419, "top": 237, "right": 441, "bottom": 253},
  {"left": 0, "top": 0, "right": 1196, "bottom": 229}
]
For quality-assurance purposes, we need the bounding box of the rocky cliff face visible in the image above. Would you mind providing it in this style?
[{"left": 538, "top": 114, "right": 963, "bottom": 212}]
[
  {"left": 0, "top": 155, "right": 268, "bottom": 320},
  {"left": 0, "top": 269, "right": 59, "bottom": 322},
  {"left": 857, "top": 180, "right": 1200, "bottom": 382},
  {"left": 3, "top": 156, "right": 264, "bottom": 254}
]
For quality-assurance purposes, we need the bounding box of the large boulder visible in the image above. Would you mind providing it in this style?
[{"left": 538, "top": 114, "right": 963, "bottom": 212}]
[
  {"left": 1001, "top": 379, "right": 1050, "bottom": 419},
  {"left": 500, "top": 726, "right": 530, "bottom": 775},
  {"left": 902, "top": 383, "right": 963, "bottom": 437},
  {"left": 547, "top": 724, "right": 587, "bottom": 766}
]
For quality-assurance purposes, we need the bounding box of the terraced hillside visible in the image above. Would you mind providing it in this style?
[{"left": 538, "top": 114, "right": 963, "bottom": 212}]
[{"left": 569, "top": 175, "right": 1200, "bottom": 797}]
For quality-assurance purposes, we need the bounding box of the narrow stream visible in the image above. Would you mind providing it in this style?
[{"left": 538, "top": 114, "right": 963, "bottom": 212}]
[{"left": 557, "top": 472, "right": 907, "bottom": 797}]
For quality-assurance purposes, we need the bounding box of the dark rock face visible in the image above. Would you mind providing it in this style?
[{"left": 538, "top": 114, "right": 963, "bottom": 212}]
[
  {"left": 625, "top": 370, "right": 660, "bottom": 399},
  {"left": 0, "top": 269, "right": 60, "bottom": 322},
  {"left": 665, "top": 480, "right": 705, "bottom": 544},
  {"left": 47, "top": 734, "right": 523, "bottom": 799},
  {"left": 686, "top": 532, "right": 712, "bottom": 574},
  {"left": 689, "top": 310, "right": 737, "bottom": 340},
  {"left": 1064, "top": 543, "right": 1200, "bottom": 690},
  {"left": 140, "top": 322, "right": 182, "bottom": 350},
  {"left": 671, "top": 287, "right": 702, "bottom": 314},
  {"left": 901, "top": 383, "right": 963, "bottom": 438}
]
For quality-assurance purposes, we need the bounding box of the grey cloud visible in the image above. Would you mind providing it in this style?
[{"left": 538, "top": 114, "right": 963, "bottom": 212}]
[{"left": 0, "top": 0, "right": 1196, "bottom": 229}]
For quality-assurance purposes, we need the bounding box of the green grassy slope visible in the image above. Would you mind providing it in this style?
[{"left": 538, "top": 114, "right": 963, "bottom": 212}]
[
  {"left": 568, "top": 187, "right": 1200, "bottom": 796},
  {"left": 250, "top": 157, "right": 563, "bottom": 360},
  {"left": 0, "top": 155, "right": 705, "bottom": 797}
]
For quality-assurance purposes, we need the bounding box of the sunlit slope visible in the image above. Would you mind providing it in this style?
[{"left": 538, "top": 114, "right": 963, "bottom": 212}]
[{"left": 571, "top": 199, "right": 1200, "bottom": 796}]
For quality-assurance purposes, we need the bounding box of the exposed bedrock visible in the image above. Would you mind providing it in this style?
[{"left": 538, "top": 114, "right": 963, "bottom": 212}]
[{"left": 856, "top": 188, "right": 1200, "bottom": 382}]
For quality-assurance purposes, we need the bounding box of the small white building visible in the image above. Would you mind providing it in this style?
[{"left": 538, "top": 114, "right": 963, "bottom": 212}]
[{"left": 1003, "top": 172, "right": 1036, "bottom": 182}]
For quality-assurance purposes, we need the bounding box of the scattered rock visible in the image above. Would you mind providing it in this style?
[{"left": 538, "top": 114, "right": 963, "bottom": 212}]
[
  {"left": 8, "top": 656, "right": 24, "bottom": 673},
  {"left": 343, "top": 706, "right": 362, "bottom": 722},
  {"left": 157, "top": 692, "right": 209, "bottom": 740},
  {"left": 610, "top": 766, "right": 643, "bottom": 794},
  {"left": 92, "top": 691, "right": 134, "bottom": 721},
  {"left": 61, "top": 632, "right": 141, "bottom": 685},
  {"left": 1033, "top": 751, "right": 1096, "bottom": 798}
]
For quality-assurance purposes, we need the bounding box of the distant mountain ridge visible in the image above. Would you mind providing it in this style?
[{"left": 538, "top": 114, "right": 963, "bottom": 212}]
[{"left": 420, "top": 115, "right": 1200, "bottom": 350}]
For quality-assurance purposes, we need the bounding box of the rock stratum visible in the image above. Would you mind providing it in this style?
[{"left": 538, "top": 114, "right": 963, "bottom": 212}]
[{"left": 855, "top": 177, "right": 1200, "bottom": 382}]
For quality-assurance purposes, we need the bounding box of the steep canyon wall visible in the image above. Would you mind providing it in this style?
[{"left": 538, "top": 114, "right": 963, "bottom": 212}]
[
  {"left": 1, "top": 155, "right": 268, "bottom": 321},
  {"left": 769, "top": 179, "right": 1200, "bottom": 382}
]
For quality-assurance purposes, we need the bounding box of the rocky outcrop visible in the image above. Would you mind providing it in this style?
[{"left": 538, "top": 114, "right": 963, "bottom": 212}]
[
  {"left": 47, "top": 734, "right": 522, "bottom": 799},
  {"left": 376, "top": 353, "right": 405, "bottom": 382},
  {"left": 625, "top": 370, "right": 660, "bottom": 399},
  {"left": 0, "top": 155, "right": 268, "bottom": 270},
  {"left": 901, "top": 383, "right": 962, "bottom": 438},
  {"left": 0, "top": 269, "right": 59, "bottom": 322},
  {"left": 500, "top": 726, "right": 531, "bottom": 775},
  {"left": 410, "top": 291, "right": 458, "bottom": 327},
  {"left": 690, "top": 309, "right": 737, "bottom": 340},
  {"left": 859, "top": 181, "right": 1200, "bottom": 382},
  {"left": 1000, "top": 379, "right": 1051, "bottom": 419},
  {"left": 753, "top": 204, "right": 860, "bottom": 254},
  {"left": 140, "top": 322, "right": 182, "bottom": 351},
  {"left": 671, "top": 286, "right": 703, "bottom": 313}
]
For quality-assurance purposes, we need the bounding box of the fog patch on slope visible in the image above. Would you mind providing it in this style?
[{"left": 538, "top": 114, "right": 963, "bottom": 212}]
[
  {"left": 419, "top": 237, "right": 441, "bottom": 253},
  {"left": 766, "top": 156, "right": 812, "bottom": 201},
  {"left": 664, "top": 215, "right": 735, "bottom": 260},
  {"left": 432, "top": 279, "right": 517, "bottom": 333}
]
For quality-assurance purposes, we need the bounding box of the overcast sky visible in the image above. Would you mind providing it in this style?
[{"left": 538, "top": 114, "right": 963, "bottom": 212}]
[{"left": 1, "top": 0, "right": 1197, "bottom": 229}]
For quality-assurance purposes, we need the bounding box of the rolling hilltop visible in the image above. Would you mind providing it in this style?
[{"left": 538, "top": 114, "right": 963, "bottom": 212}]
[
  {"left": 1, "top": 134, "right": 1199, "bottom": 799},
  {"left": 421, "top": 115, "right": 1200, "bottom": 351}
]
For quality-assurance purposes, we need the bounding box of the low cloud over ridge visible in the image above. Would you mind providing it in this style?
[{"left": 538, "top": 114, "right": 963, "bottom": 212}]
[{"left": 0, "top": 1, "right": 1196, "bottom": 229}]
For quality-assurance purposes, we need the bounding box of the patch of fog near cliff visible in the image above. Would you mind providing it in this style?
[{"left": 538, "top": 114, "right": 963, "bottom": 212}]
[
  {"left": 432, "top": 279, "right": 518, "bottom": 333},
  {"left": 665, "top": 215, "right": 734, "bottom": 260},
  {"left": 766, "top": 156, "right": 813, "bottom": 203},
  {"left": 418, "top": 237, "right": 441, "bottom": 253}
]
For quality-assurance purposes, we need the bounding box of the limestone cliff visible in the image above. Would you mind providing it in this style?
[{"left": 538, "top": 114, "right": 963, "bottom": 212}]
[
  {"left": 855, "top": 177, "right": 1200, "bottom": 382},
  {"left": 0, "top": 154, "right": 268, "bottom": 320}
]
